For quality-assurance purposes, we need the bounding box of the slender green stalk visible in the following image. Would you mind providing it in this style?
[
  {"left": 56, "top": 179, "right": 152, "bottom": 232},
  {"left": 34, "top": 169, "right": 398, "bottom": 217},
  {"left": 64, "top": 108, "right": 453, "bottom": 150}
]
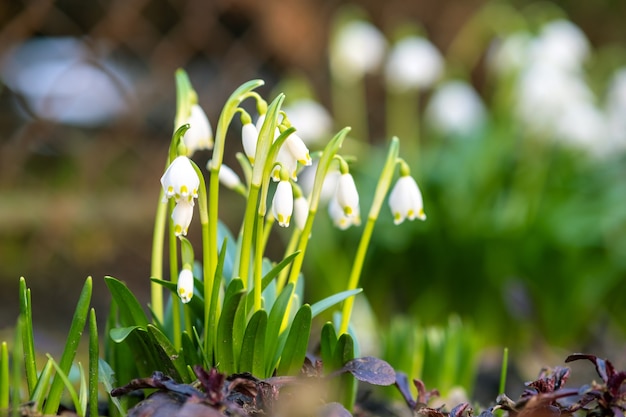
[
  {"left": 332, "top": 76, "right": 368, "bottom": 143},
  {"left": 88, "top": 309, "right": 99, "bottom": 417},
  {"left": 253, "top": 213, "right": 265, "bottom": 311},
  {"left": 339, "top": 138, "right": 400, "bottom": 334},
  {"left": 168, "top": 198, "right": 182, "bottom": 350},
  {"left": 238, "top": 184, "right": 261, "bottom": 287},
  {"left": 499, "top": 347, "right": 508, "bottom": 395},
  {"left": 19, "top": 278, "right": 37, "bottom": 394},
  {"left": 11, "top": 322, "right": 22, "bottom": 417},
  {"left": 209, "top": 80, "right": 265, "bottom": 290},
  {"left": 150, "top": 192, "right": 167, "bottom": 325},
  {"left": 276, "top": 227, "right": 301, "bottom": 292},
  {"left": 0, "top": 342, "right": 8, "bottom": 411}
]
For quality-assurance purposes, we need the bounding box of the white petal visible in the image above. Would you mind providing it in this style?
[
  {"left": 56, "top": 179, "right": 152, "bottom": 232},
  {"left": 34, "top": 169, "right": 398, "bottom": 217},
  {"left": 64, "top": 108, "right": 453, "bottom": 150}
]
[
  {"left": 389, "top": 176, "right": 426, "bottom": 224},
  {"left": 217, "top": 163, "right": 242, "bottom": 189},
  {"left": 336, "top": 173, "right": 359, "bottom": 217},
  {"left": 177, "top": 269, "right": 194, "bottom": 303},
  {"left": 385, "top": 36, "right": 444, "bottom": 92},
  {"left": 330, "top": 20, "right": 387, "bottom": 82},
  {"left": 242, "top": 122, "right": 259, "bottom": 163},
  {"left": 160, "top": 156, "right": 200, "bottom": 202},
  {"left": 183, "top": 104, "right": 213, "bottom": 155},
  {"left": 285, "top": 133, "right": 312, "bottom": 166},
  {"left": 272, "top": 180, "right": 294, "bottom": 227},
  {"left": 293, "top": 196, "right": 309, "bottom": 231},
  {"left": 172, "top": 199, "right": 194, "bottom": 236}
]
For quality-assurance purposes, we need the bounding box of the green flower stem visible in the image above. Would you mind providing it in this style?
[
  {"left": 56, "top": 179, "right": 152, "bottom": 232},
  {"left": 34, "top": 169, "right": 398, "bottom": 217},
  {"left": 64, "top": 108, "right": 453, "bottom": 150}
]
[
  {"left": 189, "top": 162, "right": 213, "bottom": 354},
  {"left": 150, "top": 194, "right": 167, "bottom": 324},
  {"left": 253, "top": 213, "right": 265, "bottom": 311},
  {"left": 0, "top": 342, "right": 8, "bottom": 410},
  {"left": 238, "top": 183, "right": 261, "bottom": 288},
  {"left": 339, "top": 137, "right": 400, "bottom": 334},
  {"left": 332, "top": 76, "right": 368, "bottom": 143},
  {"left": 168, "top": 198, "right": 181, "bottom": 350},
  {"left": 276, "top": 227, "right": 300, "bottom": 292},
  {"left": 210, "top": 80, "right": 265, "bottom": 289},
  {"left": 238, "top": 95, "right": 285, "bottom": 287},
  {"left": 286, "top": 128, "right": 350, "bottom": 287}
]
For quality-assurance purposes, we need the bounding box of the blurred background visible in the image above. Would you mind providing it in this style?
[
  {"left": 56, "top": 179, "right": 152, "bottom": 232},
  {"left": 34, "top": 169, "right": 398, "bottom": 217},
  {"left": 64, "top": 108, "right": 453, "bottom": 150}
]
[{"left": 2, "top": 0, "right": 626, "bottom": 399}]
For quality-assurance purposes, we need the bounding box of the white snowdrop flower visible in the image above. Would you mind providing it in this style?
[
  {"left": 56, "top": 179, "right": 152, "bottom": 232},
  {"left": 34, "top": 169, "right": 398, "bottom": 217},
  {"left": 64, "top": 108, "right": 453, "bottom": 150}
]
[
  {"left": 161, "top": 156, "right": 200, "bottom": 202},
  {"left": 272, "top": 142, "right": 299, "bottom": 182},
  {"left": 298, "top": 162, "right": 341, "bottom": 205},
  {"left": 388, "top": 175, "right": 426, "bottom": 225},
  {"left": 215, "top": 162, "right": 242, "bottom": 190},
  {"left": 284, "top": 133, "right": 312, "bottom": 166},
  {"left": 335, "top": 173, "right": 359, "bottom": 217},
  {"left": 177, "top": 269, "right": 194, "bottom": 304},
  {"left": 515, "top": 63, "right": 593, "bottom": 134},
  {"left": 329, "top": 194, "right": 361, "bottom": 230},
  {"left": 531, "top": 20, "right": 589, "bottom": 73},
  {"left": 425, "top": 80, "right": 487, "bottom": 136},
  {"left": 330, "top": 20, "right": 387, "bottom": 83},
  {"left": 272, "top": 180, "right": 294, "bottom": 227},
  {"left": 242, "top": 122, "right": 259, "bottom": 164},
  {"left": 385, "top": 36, "right": 444, "bottom": 92},
  {"left": 182, "top": 104, "right": 213, "bottom": 155},
  {"left": 554, "top": 100, "right": 608, "bottom": 155},
  {"left": 487, "top": 32, "right": 533, "bottom": 76},
  {"left": 171, "top": 199, "right": 194, "bottom": 237},
  {"left": 283, "top": 99, "right": 333, "bottom": 145},
  {"left": 293, "top": 195, "right": 309, "bottom": 231}
]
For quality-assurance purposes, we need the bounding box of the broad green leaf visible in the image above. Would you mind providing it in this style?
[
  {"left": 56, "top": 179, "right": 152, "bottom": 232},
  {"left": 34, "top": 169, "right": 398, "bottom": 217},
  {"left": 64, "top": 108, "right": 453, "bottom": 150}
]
[
  {"left": 334, "top": 333, "right": 356, "bottom": 410},
  {"left": 150, "top": 277, "right": 205, "bottom": 325},
  {"left": 181, "top": 331, "right": 202, "bottom": 372},
  {"left": 310, "top": 289, "right": 363, "bottom": 318},
  {"left": 264, "top": 283, "right": 294, "bottom": 376},
  {"left": 216, "top": 279, "right": 245, "bottom": 374},
  {"left": 179, "top": 236, "right": 195, "bottom": 268},
  {"left": 110, "top": 326, "right": 143, "bottom": 343},
  {"left": 276, "top": 304, "right": 311, "bottom": 376},
  {"left": 334, "top": 333, "right": 355, "bottom": 367},
  {"left": 320, "top": 322, "right": 338, "bottom": 372},
  {"left": 78, "top": 362, "right": 88, "bottom": 416},
  {"left": 147, "top": 325, "right": 189, "bottom": 383},
  {"left": 206, "top": 238, "right": 229, "bottom": 361},
  {"left": 19, "top": 277, "right": 37, "bottom": 394},
  {"left": 105, "top": 276, "right": 149, "bottom": 327},
  {"left": 238, "top": 310, "right": 267, "bottom": 376},
  {"left": 231, "top": 289, "right": 248, "bottom": 372},
  {"left": 43, "top": 277, "right": 92, "bottom": 415}
]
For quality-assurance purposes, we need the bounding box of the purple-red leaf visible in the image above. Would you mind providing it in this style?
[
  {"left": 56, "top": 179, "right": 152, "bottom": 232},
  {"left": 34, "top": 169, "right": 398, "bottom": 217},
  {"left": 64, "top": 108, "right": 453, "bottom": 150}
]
[{"left": 341, "top": 356, "right": 396, "bottom": 386}]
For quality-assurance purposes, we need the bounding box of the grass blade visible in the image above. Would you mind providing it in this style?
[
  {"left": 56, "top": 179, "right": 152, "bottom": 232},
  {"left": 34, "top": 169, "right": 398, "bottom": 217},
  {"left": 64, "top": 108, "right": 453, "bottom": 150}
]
[
  {"left": 45, "top": 354, "right": 81, "bottom": 416},
  {"left": 30, "top": 358, "right": 54, "bottom": 409},
  {"left": 19, "top": 278, "right": 37, "bottom": 394},
  {"left": 43, "top": 277, "right": 92, "bottom": 415},
  {"left": 310, "top": 289, "right": 363, "bottom": 318},
  {"left": 88, "top": 308, "right": 99, "bottom": 417},
  {"left": 238, "top": 310, "right": 267, "bottom": 376},
  {"left": 1, "top": 342, "right": 8, "bottom": 411}
]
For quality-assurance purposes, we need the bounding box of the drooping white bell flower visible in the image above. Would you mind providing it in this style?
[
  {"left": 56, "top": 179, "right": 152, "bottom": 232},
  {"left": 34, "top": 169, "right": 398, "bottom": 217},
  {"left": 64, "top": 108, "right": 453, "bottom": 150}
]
[
  {"left": 385, "top": 36, "right": 444, "bottom": 92},
  {"left": 329, "top": 194, "right": 361, "bottom": 230},
  {"left": 161, "top": 156, "right": 200, "bottom": 203},
  {"left": 242, "top": 122, "right": 259, "bottom": 164},
  {"left": 284, "top": 133, "right": 312, "bottom": 167},
  {"left": 182, "top": 104, "right": 213, "bottom": 155},
  {"left": 171, "top": 199, "right": 194, "bottom": 237},
  {"left": 330, "top": 20, "right": 387, "bottom": 83},
  {"left": 293, "top": 195, "right": 309, "bottom": 231},
  {"left": 177, "top": 268, "right": 194, "bottom": 303},
  {"left": 425, "top": 80, "right": 487, "bottom": 137},
  {"left": 215, "top": 162, "right": 242, "bottom": 190},
  {"left": 272, "top": 180, "right": 294, "bottom": 227},
  {"left": 335, "top": 173, "right": 359, "bottom": 217},
  {"left": 388, "top": 175, "right": 426, "bottom": 225},
  {"left": 530, "top": 19, "right": 589, "bottom": 73}
]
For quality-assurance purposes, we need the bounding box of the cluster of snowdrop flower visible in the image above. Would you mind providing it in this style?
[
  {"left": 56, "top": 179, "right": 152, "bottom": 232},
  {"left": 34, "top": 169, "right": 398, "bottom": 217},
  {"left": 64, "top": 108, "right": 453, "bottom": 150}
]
[
  {"left": 155, "top": 72, "right": 427, "bottom": 310},
  {"left": 489, "top": 19, "right": 626, "bottom": 156}
]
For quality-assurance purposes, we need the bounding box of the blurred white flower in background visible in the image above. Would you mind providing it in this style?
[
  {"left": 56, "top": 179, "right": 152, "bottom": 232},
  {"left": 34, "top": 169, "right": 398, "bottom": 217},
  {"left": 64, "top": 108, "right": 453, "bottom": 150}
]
[
  {"left": 530, "top": 19, "right": 590, "bottom": 73},
  {"left": 283, "top": 99, "right": 333, "bottom": 146},
  {"left": 330, "top": 20, "right": 387, "bottom": 83},
  {"left": 384, "top": 36, "right": 444, "bottom": 93},
  {"left": 487, "top": 32, "right": 533, "bottom": 76},
  {"left": 425, "top": 80, "right": 487, "bottom": 137}
]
